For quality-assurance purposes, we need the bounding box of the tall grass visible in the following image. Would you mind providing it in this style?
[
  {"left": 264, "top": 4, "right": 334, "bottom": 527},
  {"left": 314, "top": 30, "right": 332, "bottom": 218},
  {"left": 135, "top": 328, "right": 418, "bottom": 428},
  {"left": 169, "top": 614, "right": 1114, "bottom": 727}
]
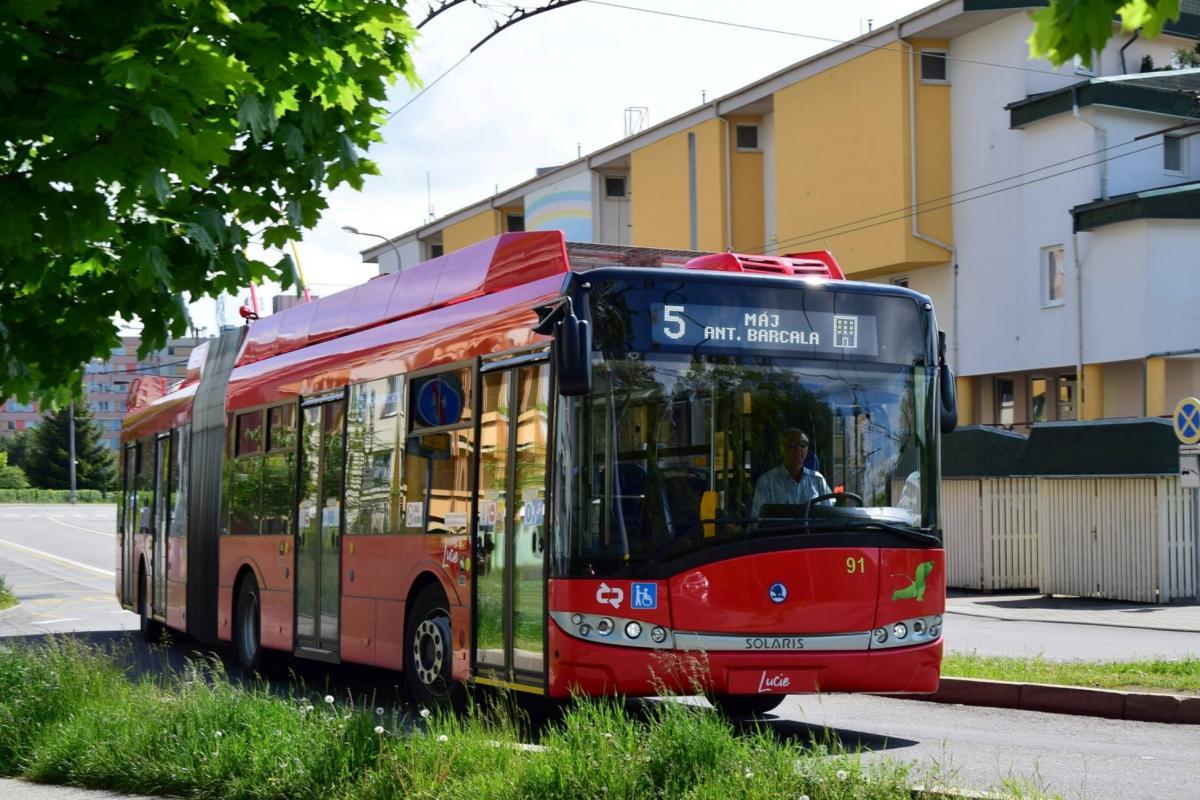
[
  {"left": 0, "top": 575, "right": 15, "bottom": 611},
  {"left": 0, "top": 639, "right": 923, "bottom": 800}
]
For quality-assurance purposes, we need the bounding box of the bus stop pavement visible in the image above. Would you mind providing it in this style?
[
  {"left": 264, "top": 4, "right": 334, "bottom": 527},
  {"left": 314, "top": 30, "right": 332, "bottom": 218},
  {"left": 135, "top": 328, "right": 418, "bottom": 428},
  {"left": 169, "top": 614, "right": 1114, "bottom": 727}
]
[{"left": 946, "top": 590, "right": 1200, "bottom": 633}]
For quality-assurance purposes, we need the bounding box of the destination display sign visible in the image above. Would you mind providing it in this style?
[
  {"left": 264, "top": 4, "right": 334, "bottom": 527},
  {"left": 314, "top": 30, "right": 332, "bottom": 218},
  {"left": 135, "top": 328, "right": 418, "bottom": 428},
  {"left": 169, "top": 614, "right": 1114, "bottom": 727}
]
[{"left": 649, "top": 304, "right": 879, "bottom": 356}]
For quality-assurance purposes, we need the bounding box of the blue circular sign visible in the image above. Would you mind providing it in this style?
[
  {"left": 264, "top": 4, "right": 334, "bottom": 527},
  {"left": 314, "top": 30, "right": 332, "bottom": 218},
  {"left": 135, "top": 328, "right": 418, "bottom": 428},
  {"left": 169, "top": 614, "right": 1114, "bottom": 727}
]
[
  {"left": 768, "top": 582, "right": 788, "bottom": 604},
  {"left": 416, "top": 374, "right": 463, "bottom": 427},
  {"left": 1175, "top": 397, "right": 1200, "bottom": 445}
]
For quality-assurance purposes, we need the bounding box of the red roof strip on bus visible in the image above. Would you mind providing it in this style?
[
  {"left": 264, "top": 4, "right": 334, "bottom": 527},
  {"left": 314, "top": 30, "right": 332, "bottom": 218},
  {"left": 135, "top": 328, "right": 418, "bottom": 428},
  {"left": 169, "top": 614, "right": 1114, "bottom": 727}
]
[
  {"left": 236, "top": 231, "right": 570, "bottom": 367},
  {"left": 683, "top": 250, "right": 844, "bottom": 279}
]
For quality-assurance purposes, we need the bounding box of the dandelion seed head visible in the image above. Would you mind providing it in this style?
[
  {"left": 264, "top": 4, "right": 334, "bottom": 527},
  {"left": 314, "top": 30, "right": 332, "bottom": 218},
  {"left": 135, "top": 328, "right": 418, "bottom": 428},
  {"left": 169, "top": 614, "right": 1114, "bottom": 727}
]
[
  {"left": 304, "top": 705, "right": 314, "bottom": 713},
  {"left": 419, "top": 708, "right": 431, "bottom": 719},
  {"left": 376, "top": 707, "right": 385, "bottom": 716},
  {"left": 437, "top": 734, "right": 449, "bottom": 743},
  {"left": 374, "top": 725, "right": 385, "bottom": 734},
  {"left": 603, "top": 732, "right": 613, "bottom": 739},
  {"left": 836, "top": 770, "right": 849, "bottom": 781},
  {"left": 214, "top": 731, "right": 223, "bottom": 738},
  {"left": 324, "top": 695, "right": 335, "bottom": 705}
]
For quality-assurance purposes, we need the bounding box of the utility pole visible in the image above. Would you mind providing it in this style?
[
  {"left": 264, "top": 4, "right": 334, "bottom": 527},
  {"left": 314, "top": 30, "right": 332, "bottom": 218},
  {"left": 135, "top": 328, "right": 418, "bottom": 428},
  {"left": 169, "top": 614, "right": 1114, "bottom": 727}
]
[{"left": 68, "top": 401, "right": 77, "bottom": 504}]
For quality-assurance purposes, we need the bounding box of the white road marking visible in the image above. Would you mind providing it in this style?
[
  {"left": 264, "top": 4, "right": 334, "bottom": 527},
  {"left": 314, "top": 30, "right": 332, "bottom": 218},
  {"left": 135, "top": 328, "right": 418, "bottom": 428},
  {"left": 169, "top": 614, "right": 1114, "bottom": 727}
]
[
  {"left": 45, "top": 514, "right": 114, "bottom": 538},
  {"left": 0, "top": 537, "right": 115, "bottom": 577}
]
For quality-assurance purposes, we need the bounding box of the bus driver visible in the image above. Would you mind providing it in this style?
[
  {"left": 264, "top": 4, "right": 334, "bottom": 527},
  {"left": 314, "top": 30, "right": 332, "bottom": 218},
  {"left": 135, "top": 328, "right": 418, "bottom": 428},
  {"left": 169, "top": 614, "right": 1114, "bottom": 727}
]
[{"left": 752, "top": 428, "right": 832, "bottom": 517}]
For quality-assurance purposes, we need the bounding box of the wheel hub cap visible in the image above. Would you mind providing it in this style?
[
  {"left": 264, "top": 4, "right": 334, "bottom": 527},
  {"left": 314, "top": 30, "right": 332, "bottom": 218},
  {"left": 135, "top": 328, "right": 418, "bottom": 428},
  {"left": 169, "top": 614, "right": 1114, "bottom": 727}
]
[{"left": 413, "top": 617, "right": 448, "bottom": 686}]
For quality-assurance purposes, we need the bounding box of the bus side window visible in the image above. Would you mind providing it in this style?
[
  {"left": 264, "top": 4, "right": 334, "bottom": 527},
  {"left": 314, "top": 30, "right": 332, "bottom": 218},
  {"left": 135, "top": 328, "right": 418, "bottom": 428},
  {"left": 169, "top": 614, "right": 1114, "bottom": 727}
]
[
  {"left": 345, "top": 377, "right": 404, "bottom": 535},
  {"left": 136, "top": 439, "right": 155, "bottom": 535},
  {"left": 403, "top": 367, "right": 474, "bottom": 534},
  {"left": 261, "top": 405, "right": 296, "bottom": 536},
  {"left": 227, "top": 410, "right": 264, "bottom": 535}
]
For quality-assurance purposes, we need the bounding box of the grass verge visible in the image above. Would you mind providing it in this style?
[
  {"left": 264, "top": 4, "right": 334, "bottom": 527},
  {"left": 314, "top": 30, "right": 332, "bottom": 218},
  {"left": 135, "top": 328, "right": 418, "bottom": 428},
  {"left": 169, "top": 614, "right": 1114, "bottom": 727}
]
[
  {"left": 0, "top": 575, "right": 16, "bottom": 611},
  {"left": 0, "top": 639, "right": 930, "bottom": 800},
  {"left": 943, "top": 652, "right": 1200, "bottom": 694}
]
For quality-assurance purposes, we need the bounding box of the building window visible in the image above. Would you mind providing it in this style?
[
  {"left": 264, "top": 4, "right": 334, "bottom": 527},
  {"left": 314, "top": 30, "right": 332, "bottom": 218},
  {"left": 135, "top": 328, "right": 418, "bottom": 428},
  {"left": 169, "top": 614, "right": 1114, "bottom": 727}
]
[
  {"left": 1041, "top": 245, "right": 1066, "bottom": 306},
  {"left": 920, "top": 50, "right": 948, "bottom": 83},
  {"left": 996, "top": 378, "right": 1015, "bottom": 427},
  {"left": 1164, "top": 135, "right": 1185, "bottom": 174},
  {"left": 505, "top": 213, "right": 525, "bottom": 232},
  {"left": 735, "top": 124, "right": 760, "bottom": 150},
  {"left": 1030, "top": 377, "right": 1048, "bottom": 423},
  {"left": 604, "top": 176, "right": 627, "bottom": 198},
  {"left": 430, "top": 243, "right": 444, "bottom": 258},
  {"left": 892, "top": 276, "right": 909, "bottom": 288},
  {"left": 1057, "top": 374, "right": 1077, "bottom": 421}
]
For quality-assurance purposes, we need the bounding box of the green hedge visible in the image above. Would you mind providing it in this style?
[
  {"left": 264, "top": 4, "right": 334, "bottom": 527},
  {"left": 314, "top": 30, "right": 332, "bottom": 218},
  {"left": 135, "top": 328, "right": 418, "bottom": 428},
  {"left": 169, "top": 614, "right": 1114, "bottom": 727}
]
[{"left": 0, "top": 489, "right": 114, "bottom": 504}]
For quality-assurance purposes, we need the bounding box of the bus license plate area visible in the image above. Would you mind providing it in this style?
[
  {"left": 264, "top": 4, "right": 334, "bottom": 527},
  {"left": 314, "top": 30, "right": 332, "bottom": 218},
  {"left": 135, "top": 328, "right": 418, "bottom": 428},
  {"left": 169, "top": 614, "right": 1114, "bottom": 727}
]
[{"left": 727, "top": 667, "right": 819, "bottom": 694}]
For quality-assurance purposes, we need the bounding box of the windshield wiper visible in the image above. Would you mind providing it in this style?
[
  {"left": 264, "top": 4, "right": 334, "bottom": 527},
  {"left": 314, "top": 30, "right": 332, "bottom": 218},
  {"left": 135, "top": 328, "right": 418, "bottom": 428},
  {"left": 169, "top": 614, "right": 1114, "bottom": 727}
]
[
  {"left": 631, "top": 517, "right": 776, "bottom": 575},
  {"left": 806, "top": 520, "right": 941, "bottom": 546}
]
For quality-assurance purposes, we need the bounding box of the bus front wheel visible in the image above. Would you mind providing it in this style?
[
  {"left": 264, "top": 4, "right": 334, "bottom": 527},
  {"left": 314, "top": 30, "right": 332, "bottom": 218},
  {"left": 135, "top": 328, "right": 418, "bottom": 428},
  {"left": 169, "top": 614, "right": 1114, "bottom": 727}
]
[
  {"left": 711, "top": 693, "right": 786, "bottom": 718},
  {"left": 405, "top": 583, "right": 466, "bottom": 712}
]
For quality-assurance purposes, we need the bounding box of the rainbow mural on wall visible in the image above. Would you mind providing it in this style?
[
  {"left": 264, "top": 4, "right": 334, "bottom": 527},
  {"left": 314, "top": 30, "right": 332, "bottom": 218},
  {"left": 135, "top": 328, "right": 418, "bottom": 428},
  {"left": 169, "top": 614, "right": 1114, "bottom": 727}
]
[{"left": 525, "top": 170, "right": 593, "bottom": 242}]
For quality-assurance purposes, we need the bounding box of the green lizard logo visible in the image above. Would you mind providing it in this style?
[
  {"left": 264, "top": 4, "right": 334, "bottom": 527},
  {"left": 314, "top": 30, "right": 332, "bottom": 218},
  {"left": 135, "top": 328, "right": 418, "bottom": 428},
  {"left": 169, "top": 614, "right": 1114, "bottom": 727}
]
[{"left": 891, "top": 561, "right": 935, "bottom": 601}]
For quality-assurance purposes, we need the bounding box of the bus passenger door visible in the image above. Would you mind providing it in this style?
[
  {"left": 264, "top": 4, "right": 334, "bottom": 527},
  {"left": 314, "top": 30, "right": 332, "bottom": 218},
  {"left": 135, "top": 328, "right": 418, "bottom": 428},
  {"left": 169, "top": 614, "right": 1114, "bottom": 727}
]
[
  {"left": 120, "top": 444, "right": 136, "bottom": 606},
  {"left": 152, "top": 432, "right": 170, "bottom": 619},
  {"left": 474, "top": 361, "right": 550, "bottom": 690},
  {"left": 295, "top": 393, "right": 346, "bottom": 658}
]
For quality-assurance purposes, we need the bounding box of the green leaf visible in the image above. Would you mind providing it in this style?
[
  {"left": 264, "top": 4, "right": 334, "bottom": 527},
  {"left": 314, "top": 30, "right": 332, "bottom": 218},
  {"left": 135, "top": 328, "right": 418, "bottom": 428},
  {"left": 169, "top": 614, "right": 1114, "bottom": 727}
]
[{"left": 148, "top": 106, "right": 181, "bottom": 138}]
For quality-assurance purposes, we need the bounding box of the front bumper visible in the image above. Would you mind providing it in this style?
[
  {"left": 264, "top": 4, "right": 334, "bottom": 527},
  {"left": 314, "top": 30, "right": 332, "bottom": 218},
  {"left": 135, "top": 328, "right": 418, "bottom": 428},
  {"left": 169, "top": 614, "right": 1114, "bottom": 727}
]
[{"left": 546, "top": 617, "right": 943, "bottom": 699}]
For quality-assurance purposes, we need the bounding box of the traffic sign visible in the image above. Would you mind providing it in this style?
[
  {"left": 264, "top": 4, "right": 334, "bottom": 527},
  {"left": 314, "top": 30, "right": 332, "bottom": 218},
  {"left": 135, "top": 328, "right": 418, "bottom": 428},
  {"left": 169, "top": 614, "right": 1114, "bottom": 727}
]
[{"left": 1174, "top": 397, "right": 1200, "bottom": 445}]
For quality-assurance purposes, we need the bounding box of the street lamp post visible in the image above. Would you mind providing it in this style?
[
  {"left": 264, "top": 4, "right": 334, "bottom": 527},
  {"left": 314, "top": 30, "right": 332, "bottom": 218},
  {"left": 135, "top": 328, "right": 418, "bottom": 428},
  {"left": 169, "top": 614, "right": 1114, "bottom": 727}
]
[{"left": 342, "top": 226, "right": 402, "bottom": 271}]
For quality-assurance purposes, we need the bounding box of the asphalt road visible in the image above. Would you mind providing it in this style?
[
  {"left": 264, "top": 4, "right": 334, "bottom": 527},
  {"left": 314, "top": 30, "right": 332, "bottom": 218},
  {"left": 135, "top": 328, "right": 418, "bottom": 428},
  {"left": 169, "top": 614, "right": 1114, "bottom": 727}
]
[
  {"left": 2, "top": 504, "right": 1199, "bottom": 800},
  {"left": 0, "top": 504, "right": 137, "bottom": 635}
]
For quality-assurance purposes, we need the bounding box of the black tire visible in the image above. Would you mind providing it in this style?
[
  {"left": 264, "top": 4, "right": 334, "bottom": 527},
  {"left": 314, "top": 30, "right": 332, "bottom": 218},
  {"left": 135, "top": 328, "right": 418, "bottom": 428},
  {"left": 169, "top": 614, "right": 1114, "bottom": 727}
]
[
  {"left": 405, "top": 583, "right": 466, "bottom": 712},
  {"left": 711, "top": 693, "right": 786, "bottom": 719},
  {"left": 234, "top": 575, "right": 268, "bottom": 675},
  {"left": 138, "top": 566, "right": 162, "bottom": 643}
]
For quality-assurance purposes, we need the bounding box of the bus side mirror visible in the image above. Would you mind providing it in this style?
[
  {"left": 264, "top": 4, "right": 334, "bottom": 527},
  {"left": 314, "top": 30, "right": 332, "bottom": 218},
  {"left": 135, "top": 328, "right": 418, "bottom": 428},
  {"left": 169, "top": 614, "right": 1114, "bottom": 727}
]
[
  {"left": 555, "top": 313, "right": 591, "bottom": 396},
  {"left": 938, "top": 331, "right": 957, "bottom": 433}
]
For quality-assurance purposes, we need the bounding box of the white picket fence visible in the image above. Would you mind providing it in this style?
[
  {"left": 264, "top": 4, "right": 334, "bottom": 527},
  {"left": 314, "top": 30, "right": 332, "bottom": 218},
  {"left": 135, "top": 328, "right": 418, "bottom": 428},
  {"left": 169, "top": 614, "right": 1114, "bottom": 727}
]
[{"left": 943, "top": 476, "right": 1198, "bottom": 603}]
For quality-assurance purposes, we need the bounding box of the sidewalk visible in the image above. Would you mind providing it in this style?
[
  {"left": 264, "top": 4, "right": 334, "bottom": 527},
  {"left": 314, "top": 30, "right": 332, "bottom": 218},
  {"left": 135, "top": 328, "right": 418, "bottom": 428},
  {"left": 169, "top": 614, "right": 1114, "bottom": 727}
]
[{"left": 946, "top": 590, "right": 1200, "bottom": 633}]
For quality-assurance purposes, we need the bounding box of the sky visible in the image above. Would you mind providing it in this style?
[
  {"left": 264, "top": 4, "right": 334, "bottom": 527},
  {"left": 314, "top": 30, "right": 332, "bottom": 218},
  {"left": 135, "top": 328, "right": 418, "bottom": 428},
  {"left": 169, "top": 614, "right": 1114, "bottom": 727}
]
[{"left": 185, "top": 0, "right": 935, "bottom": 335}]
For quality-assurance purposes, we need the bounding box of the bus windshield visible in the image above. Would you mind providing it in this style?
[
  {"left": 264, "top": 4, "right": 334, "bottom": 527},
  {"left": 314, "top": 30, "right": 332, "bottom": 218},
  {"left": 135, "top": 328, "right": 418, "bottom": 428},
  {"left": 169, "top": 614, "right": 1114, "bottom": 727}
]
[{"left": 552, "top": 275, "right": 938, "bottom": 579}]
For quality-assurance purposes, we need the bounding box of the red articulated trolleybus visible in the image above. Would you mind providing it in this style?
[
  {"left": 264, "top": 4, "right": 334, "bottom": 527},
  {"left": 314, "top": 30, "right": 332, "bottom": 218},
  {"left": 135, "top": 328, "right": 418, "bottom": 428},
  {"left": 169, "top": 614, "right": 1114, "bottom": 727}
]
[{"left": 117, "top": 231, "right": 958, "bottom": 715}]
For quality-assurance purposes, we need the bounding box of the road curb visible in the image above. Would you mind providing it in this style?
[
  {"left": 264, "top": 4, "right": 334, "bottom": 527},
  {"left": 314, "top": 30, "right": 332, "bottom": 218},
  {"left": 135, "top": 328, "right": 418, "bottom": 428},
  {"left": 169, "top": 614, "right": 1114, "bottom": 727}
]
[
  {"left": 945, "top": 607, "right": 1200, "bottom": 635},
  {"left": 882, "top": 677, "right": 1199, "bottom": 724}
]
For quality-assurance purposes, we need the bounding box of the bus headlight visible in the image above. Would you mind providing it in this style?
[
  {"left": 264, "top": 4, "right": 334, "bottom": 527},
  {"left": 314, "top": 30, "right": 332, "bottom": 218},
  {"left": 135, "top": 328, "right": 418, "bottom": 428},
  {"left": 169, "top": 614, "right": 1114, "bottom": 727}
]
[
  {"left": 873, "top": 627, "right": 888, "bottom": 644},
  {"left": 570, "top": 613, "right": 583, "bottom": 626},
  {"left": 578, "top": 623, "right": 592, "bottom": 636},
  {"left": 912, "top": 619, "right": 926, "bottom": 635},
  {"left": 650, "top": 626, "right": 668, "bottom": 644},
  {"left": 625, "top": 621, "right": 642, "bottom": 639},
  {"left": 596, "top": 618, "right": 614, "bottom": 636},
  {"left": 892, "top": 622, "right": 908, "bottom": 640}
]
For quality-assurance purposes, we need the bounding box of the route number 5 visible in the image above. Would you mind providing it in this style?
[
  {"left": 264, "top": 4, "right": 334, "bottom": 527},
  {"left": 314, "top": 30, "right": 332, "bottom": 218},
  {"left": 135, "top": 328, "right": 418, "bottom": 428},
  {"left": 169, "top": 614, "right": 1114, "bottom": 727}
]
[{"left": 663, "top": 305, "right": 686, "bottom": 340}]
